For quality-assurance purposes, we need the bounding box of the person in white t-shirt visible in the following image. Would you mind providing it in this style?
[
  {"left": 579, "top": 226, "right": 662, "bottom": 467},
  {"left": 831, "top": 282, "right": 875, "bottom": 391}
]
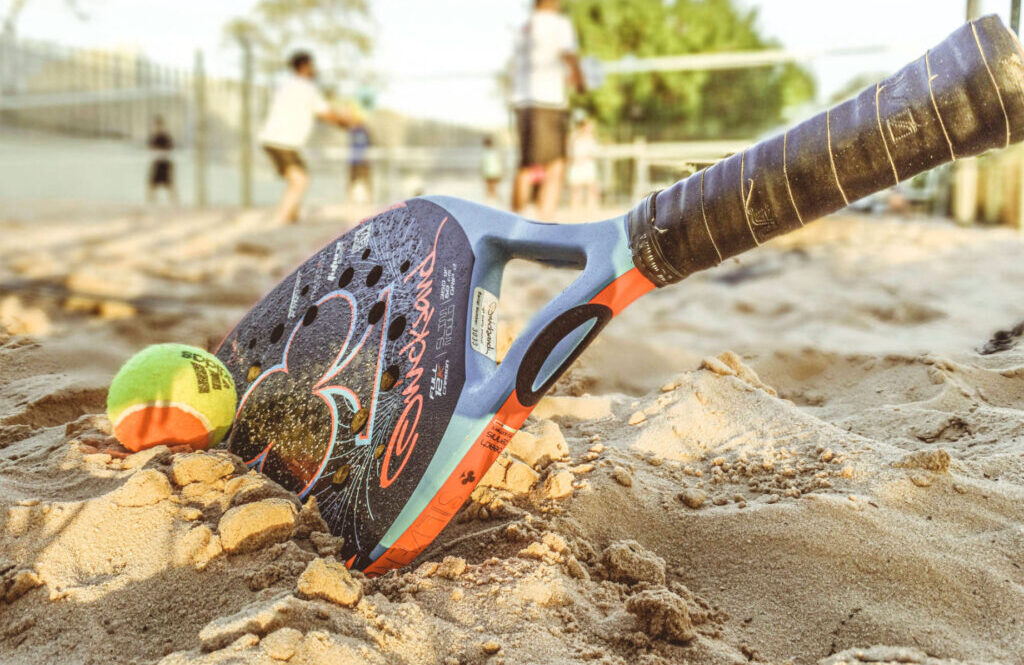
[
  {"left": 510, "top": 0, "right": 583, "bottom": 220},
  {"left": 260, "top": 51, "right": 355, "bottom": 225}
]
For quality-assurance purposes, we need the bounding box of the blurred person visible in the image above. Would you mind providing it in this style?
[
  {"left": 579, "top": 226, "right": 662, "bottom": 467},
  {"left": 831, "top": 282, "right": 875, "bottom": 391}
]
[
  {"left": 481, "top": 135, "right": 503, "bottom": 202},
  {"left": 260, "top": 51, "right": 355, "bottom": 225},
  {"left": 348, "top": 121, "right": 372, "bottom": 205},
  {"left": 887, "top": 187, "right": 911, "bottom": 215},
  {"left": 568, "top": 115, "right": 599, "bottom": 212},
  {"left": 510, "top": 0, "right": 584, "bottom": 220},
  {"left": 146, "top": 116, "right": 177, "bottom": 205}
]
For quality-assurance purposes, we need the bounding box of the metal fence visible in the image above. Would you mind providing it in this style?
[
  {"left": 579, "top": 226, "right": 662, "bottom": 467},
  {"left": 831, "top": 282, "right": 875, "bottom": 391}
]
[
  {"left": 0, "top": 35, "right": 506, "bottom": 207},
  {"left": 0, "top": 35, "right": 776, "bottom": 210},
  {"left": 0, "top": 35, "right": 259, "bottom": 153}
]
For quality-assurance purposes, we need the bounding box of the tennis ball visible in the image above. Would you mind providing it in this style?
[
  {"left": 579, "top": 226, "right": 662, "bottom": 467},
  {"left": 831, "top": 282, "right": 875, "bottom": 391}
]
[{"left": 107, "top": 343, "right": 237, "bottom": 452}]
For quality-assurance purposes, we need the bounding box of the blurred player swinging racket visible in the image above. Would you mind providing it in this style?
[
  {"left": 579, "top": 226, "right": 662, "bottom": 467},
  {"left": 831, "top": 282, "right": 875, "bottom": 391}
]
[{"left": 259, "top": 51, "right": 358, "bottom": 225}]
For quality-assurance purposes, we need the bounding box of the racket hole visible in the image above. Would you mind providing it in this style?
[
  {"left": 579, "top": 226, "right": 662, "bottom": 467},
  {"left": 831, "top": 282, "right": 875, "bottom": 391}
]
[
  {"left": 361, "top": 248, "right": 371, "bottom": 260},
  {"left": 350, "top": 407, "right": 369, "bottom": 434},
  {"left": 387, "top": 315, "right": 406, "bottom": 341},
  {"left": 338, "top": 267, "right": 354, "bottom": 288},
  {"left": 247, "top": 338, "right": 256, "bottom": 350},
  {"left": 332, "top": 464, "right": 351, "bottom": 485},
  {"left": 303, "top": 305, "right": 319, "bottom": 326},
  {"left": 366, "top": 265, "right": 383, "bottom": 287},
  {"left": 400, "top": 259, "right": 410, "bottom": 273},
  {"left": 246, "top": 364, "right": 261, "bottom": 382},
  {"left": 300, "top": 285, "right": 309, "bottom": 296},
  {"left": 368, "top": 301, "right": 385, "bottom": 325},
  {"left": 270, "top": 323, "right": 285, "bottom": 344},
  {"left": 497, "top": 258, "right": 581, "bottom": 366},
  {"left": 380, "top": 364, "right": 399, "bottom": 391}
]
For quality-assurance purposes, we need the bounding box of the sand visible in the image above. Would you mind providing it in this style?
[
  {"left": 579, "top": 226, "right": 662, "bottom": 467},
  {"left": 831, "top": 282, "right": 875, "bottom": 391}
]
[{"left": 1, "top": 201, "right": 1023, "bottom": 665}]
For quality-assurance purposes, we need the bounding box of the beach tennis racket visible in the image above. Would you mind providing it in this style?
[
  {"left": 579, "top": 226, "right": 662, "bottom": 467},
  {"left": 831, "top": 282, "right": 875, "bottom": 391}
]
[{"left": 216, "top": 15, "right": 1024, "bottom": 575}]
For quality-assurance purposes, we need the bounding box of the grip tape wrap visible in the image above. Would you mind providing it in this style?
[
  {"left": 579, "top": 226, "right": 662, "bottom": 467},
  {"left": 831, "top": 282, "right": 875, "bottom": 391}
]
[{"left": 629, "top": 15, "right": 1024, "bottom": 286}]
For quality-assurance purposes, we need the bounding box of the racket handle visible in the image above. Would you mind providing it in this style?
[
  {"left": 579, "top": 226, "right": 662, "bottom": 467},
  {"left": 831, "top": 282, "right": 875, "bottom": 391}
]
[{"left": 628, "top": 15, "right": 1024, "bottom": 287}]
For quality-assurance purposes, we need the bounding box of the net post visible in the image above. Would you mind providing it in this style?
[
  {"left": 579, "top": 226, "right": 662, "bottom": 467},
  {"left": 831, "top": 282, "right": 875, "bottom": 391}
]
[
  {"left": 952, "top": 156, "right": 979, "bottom": 225},
  {"left": 631, "top": 136, "right": 649, "bottom": 201},
  {"left": 240, "top": 41, "right": 254, "bottom": 208},
  {"left": 1014, "top": 146, "right": 1024, "bottom": 231},
  {"left": 193, "top": 49, "right": 208, "bottom": 208}
]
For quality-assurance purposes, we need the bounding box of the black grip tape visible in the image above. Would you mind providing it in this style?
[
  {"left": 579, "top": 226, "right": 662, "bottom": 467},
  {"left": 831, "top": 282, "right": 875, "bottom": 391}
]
[
  {"left": 701, "top": 154, "right": 752, "bottom": 260},
  {"left": 784, "top": 113, "right": 847, "bottom": 222},
  {"left": 741, "top": 125, "right": 797, "bottom": 244},
  {"left": 629, "top": 15, "right": 1024, "bottom": 286}
]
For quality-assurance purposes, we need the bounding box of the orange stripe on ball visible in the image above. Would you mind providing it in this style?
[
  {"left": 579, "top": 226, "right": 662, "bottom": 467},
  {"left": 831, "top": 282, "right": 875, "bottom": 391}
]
[{"left": 114, "top": 404, "right": 211, "bottom": 452}]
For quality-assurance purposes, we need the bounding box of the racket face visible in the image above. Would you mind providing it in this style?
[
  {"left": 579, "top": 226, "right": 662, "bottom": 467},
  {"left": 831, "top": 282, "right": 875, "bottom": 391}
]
[{"left": 216, "top": 196, "right": 651, "bottom": 573}]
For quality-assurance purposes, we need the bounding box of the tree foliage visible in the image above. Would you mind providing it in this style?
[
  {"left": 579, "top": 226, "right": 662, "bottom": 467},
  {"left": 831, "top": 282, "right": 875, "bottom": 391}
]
[
  {"left": 224, "top": 0, "right": 371, "bottom": 91},
  {"left": 563, "top": 0, "right": 815, "bottom": 140}
]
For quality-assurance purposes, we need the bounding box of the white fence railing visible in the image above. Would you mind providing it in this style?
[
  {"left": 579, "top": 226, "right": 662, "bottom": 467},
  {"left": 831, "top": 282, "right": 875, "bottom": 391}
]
[{"left": 317, "top": 138, "right": 754, "bottom": 202}]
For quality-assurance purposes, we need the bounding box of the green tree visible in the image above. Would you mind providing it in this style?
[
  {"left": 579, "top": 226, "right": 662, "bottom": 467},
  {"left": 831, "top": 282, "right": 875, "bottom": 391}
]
[
  {"left": 224, "top": 0, "right": 372, "bottom": 93},
  {"left": 564, "top": 0, "right": 815, "bottom": 140}
]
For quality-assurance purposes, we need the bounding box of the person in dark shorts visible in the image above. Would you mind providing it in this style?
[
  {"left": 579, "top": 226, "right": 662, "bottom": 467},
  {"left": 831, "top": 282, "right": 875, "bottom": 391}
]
[
  {"left": 510, "top": 0, "right": 583, "bottom": 220},
  {"left": 147, "top": 116, "right": 177, "bottom": 205},
  {"left": 347, "top": 123, "right": 372, "bottom": 204},
  {"left": 259, "top": 51, "right": 356, "bottom": 225}
]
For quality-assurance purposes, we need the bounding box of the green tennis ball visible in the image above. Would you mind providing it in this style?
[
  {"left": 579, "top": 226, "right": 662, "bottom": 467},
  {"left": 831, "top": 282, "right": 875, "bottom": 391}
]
[{"left": 107, "top": 343, "right": 237, "bottom": 452}]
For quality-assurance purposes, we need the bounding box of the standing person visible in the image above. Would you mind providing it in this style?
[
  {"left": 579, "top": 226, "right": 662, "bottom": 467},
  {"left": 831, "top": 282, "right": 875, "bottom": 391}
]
[
  {"left": 146, "top": 116, "right": 178, "bottom": 205},
  {"left": 347, "top": 122, "right": 372, "bottom": 205},
  {"left": 510, "top": 0, "right": 584, "bottom": 220},
  {"left": 480, "top": 135, "right": 503, "bottom": 202},
  {"left": 260, "top": 51, "right": 354, "bottom": 225},
  {"left": 568, "top": 115, "right": 599, "bottom": 212}
]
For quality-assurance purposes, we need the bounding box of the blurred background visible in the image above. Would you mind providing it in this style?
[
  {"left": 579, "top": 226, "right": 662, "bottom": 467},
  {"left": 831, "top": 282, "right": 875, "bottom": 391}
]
[
  {"left": 8, "top": 8, "right": 1024, "bottom": 665},
  {"left": 1, "top": 0, "right": 1022, "bottom": 223}
]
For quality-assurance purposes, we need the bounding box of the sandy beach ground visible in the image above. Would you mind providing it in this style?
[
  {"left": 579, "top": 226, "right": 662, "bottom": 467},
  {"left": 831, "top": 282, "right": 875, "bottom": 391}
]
[{"left": 1, "top": 200, "right": 1023, "bottom": 665}]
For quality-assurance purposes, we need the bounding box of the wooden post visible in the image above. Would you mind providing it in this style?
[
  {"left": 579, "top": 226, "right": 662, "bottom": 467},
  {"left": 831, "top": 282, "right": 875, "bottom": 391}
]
[
  {"left": 1014, "top": 146, "right": 1024, "bottom": 230},
  {"left": 193, "top": 50, "right": 208, "bottom": 208},
  {"left": 386, "top": 147, "right": 398, "bottom": 204},
  {"left": 632, "top": 136, "right": 649, "bottom": 201},
  {"left": 954, "top": 0, "right": 980, "bottom": 230},
  {"left": 100, "top": 51, "right": 110, "bottom": 137},
  {"left": 135, "top": 54, "right": 147, "bottom": 142},
  {"left": 952, "top": 157, "right": 978, "bottom": 225},
  {"left": 599, "top": 154, "right": 609, "bottom": 206},
  {"left": 982, "top": 155, "right": 1003, "bottom": 224},
  {"left": 1013, "top": 0, "right": 1021, "bottom": 34},
  {"left": 0, "top": 27, "right": 15, "bottom": 98},
  {"left": 240, "top": 41, "right": 253, "bottom": 207}
]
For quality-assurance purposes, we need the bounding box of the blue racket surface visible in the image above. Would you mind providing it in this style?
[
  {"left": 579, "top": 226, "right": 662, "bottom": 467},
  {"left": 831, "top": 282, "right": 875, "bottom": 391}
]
[{"left": 216, "top": 197, "right": 651, "bottom": 573}]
